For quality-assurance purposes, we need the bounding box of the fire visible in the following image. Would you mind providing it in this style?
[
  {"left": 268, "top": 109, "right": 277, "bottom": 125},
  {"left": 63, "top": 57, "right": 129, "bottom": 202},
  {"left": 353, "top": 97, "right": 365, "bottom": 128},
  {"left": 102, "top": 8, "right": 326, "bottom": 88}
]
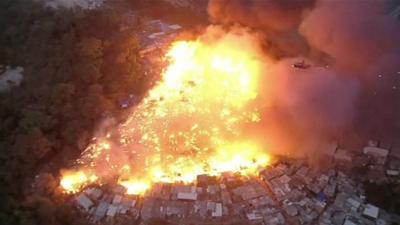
[
  {"left": 118, "top": 179, "right": 151, "bottom": 195},
  {"left": 209, "top": 142, "right": 271, "bottom": 175},
  {"left": 60, "top": 170, "right": 97, "bottom": 194},
  {"left": 60, "top": 31, "right": 271, "bottom": 195}
]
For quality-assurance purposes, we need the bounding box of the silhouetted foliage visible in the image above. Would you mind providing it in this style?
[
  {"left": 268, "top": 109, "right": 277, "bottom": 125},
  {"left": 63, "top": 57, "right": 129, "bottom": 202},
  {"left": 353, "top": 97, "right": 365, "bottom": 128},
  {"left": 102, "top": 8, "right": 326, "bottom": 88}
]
[{"left": 0, "top": 1, "right": 145, "bottom": 224}]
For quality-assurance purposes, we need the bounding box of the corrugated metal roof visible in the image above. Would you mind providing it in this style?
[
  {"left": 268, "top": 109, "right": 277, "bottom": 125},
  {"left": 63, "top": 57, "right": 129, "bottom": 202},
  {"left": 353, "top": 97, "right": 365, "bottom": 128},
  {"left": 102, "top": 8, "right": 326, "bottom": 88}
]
[
  {"left": 106, "top": 205, "right": 118, "bottom": 217},
  {"left": 177, "top": 192, "right": 197, "bottom": 201},
  {"left": 94, "top": 202, "right": 109, "bottom": 219},
  {"left": 363, "top": 147, "right": 389, "bottom": 157},
  {"left": 363, "top": 204, "right": 379, "bottom": 219},
  {"left": 212, "top": 203, "right": 222, "bottom": 217},
  {"left": 75, "top": 194, "right": 94, "bottom": 211}
]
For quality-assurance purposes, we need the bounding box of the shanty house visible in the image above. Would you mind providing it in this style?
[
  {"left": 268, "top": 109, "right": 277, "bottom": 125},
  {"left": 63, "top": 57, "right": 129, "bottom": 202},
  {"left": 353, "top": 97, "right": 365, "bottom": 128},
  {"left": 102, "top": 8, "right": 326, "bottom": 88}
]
[
  {"left": 94, "top": 202, "right": 109, "bottom": 221},
  {"left": 75, "top": 193, "right": 94, "bottom": 212},
  {"left": 177, "top": 192, "right": 197, "bottom": 201},
  {"left": 363, "top": 147, "right": 389, "bottom": 158},
  {"left": 106, "top": 205, "right": 118, "bottom": 217},
  {"left": 362, "top": 204, "right": 379, "bottom": 220}
]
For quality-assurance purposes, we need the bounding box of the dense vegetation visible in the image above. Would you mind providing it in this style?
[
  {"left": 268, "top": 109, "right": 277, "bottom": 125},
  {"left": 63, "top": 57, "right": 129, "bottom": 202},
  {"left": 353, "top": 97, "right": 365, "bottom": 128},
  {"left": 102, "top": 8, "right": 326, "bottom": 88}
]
[
  {"left": 0, "top": 0, "right": 209, "bottom": 223},
  {"left": 0, "top": 1, "right": 147, "bottom": 224}
]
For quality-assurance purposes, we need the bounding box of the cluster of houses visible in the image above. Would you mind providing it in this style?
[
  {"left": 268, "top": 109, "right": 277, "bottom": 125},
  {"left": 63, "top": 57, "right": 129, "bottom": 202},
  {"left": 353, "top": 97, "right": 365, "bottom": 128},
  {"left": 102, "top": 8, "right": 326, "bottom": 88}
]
[
  {"left": 74, "top": 186, "right": 140, "bottom": 223},
  {"left": 324, "top": 140, "right": 400, "bottom": 182},
  {"left": 72, "top": 19, "right": 400, "bottom": 224},
  {"left": 72, "top": 141, "right": 400, "bottom": 225},
  {"left": 260, "top": 159, "right": 398, "bottom": 225}
]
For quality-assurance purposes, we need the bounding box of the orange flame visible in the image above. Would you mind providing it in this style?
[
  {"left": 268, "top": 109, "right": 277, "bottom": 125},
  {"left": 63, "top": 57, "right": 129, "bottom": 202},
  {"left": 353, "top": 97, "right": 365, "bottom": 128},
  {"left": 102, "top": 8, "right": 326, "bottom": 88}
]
[
  {"left": 60, "top": 31, "right": 270, "bottom": 195},
  {"left": 60, "top": 170, "right": 97, "bottom": 194}
]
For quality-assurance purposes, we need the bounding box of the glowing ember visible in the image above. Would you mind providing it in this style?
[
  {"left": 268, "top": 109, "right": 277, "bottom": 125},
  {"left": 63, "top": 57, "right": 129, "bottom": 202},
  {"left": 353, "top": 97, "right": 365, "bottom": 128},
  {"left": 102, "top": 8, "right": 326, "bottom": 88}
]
[{"left": 60, "top": 31, "right": 271, "bottom": 195}]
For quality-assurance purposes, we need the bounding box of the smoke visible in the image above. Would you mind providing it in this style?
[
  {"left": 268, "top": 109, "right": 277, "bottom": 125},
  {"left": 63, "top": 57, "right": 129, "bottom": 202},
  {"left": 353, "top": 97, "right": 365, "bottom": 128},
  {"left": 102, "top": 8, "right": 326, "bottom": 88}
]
[
  {"left": 208, "top": 0, "right": 315, "bottom": 32},
  {"left": 299, "top": 0, "right": 400, "bottom": 143},
  {"left": 253, "top": 59, "right": 359, "bottom": 154},
  {"left": 299, "top": 0, "right": 400, "bottom": 72},
  {"left": 208, "top": 0, "right": 315, "bottom": 58},
  {"left": 207, "top": 0, "right": 400, "bottom": 153}
]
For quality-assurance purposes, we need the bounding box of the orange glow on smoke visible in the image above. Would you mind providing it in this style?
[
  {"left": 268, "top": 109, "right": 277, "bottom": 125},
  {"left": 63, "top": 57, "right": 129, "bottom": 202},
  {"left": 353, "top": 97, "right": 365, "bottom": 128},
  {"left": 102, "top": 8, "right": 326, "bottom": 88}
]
[{"left": 60, "top": 34, "right": 270, "bottom": 195}]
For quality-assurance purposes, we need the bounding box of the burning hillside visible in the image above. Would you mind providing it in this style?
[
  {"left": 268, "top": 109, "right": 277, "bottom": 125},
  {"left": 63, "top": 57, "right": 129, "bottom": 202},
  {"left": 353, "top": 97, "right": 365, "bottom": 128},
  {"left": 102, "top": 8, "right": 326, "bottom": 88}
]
[
  {"left": 60, "top": 28, "right": 272, "bottom": 195},
  {"left": 60, "top": 0, "right": 400, "bottom": 198}
]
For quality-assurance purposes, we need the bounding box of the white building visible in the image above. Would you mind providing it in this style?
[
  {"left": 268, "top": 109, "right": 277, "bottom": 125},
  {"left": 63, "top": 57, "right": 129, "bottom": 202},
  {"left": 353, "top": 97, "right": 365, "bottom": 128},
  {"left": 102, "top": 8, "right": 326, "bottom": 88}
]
[
  {"left": 362, "top": 204, "right": 379, "bottom": 220},
  {"left": 177, "top": 192, "right": 197, "bottom": 201},
  {"left": 211, "top": 203, "right": 222, "bottom": 217},
  {"left": 106, "top": 205, "right": 118, "bottom": 217},
  {"left": 386, "top": 170, "right": 399, "bottom": 176},
  {"left": 363, "top": 147, "right": 389, "bottom": 158}
]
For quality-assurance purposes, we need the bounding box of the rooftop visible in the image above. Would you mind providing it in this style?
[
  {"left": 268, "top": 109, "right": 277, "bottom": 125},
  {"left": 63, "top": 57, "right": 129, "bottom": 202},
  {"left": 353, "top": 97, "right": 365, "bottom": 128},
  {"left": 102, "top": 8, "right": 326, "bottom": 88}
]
[{"left": 363, "top": 204, "right": 379, "bottom": 219}]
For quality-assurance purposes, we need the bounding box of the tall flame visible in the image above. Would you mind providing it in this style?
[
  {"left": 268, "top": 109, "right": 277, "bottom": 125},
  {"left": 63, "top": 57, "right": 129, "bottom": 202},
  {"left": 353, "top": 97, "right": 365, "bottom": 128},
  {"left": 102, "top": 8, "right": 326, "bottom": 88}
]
[{"left": 60, "top": 31, "right": 270, "bottom": 195}]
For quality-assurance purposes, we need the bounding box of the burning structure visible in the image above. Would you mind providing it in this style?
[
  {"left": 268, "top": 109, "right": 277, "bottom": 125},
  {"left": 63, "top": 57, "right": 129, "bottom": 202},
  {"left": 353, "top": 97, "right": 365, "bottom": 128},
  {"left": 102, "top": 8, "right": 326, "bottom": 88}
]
[
  {"left": 61, "top": 27, "right": 272, "bottom": 195},
  {"left": 59, "top": 0, "right": 400, "bottom": 197},
  {"left": 58, "top": 1, "right": 400, "bottom": 223}
]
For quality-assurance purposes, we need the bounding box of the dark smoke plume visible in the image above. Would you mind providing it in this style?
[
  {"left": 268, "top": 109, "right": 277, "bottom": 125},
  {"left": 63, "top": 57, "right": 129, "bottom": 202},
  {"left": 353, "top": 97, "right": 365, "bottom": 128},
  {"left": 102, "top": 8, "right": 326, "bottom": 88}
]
[
  {"left": 208, "top": 0, "right": 400, "bottom": 153},
  {"left": 299, "top": 0, "right": 400, "bottom": 144},
  {"left": 208, "top": 0, "right": 316, "bottom": 58},
  {"left": 299, "top": 0, "right": 400, "bottom": 72},
  {"left": 208, "top": 0, "right": 315, "bottom": 31}
]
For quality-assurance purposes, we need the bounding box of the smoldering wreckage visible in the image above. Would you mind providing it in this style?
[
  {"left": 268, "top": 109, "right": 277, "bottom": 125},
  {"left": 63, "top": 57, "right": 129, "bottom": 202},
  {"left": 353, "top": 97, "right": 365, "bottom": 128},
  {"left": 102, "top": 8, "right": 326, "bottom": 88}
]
[{"left": 32, "top": 0, "right": 400, "bottom": 225}]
